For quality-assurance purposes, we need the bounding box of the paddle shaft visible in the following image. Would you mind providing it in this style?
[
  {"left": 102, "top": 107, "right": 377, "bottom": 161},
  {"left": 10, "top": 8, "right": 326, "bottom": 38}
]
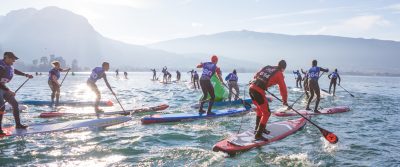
[
  {"left": 59, "top": 69, "right": 70, "bottom": 87},
  {"left": 0, "top": 78, "right": 30, "bottom": 110},
  {"left": 266, "top": 90, "right": 328, "bottom": 131},
  {"left": 339, "top": 85, "right": 354, "bottom": 97}
]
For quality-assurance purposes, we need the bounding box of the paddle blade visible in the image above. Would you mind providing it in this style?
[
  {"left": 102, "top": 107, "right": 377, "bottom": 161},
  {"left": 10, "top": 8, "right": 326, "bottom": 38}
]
[
  {"left": 319, "top": 128, "right": 339, "bottom": 144},
  {"left": 242, "top": 101, "right": 252, "bottom": 110}
]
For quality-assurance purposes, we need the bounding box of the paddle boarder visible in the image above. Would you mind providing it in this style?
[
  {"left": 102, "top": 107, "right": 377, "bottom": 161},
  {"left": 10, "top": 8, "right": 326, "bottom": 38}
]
[
  {"left": 193, "top": 71, "right": 200, "bottom": 89},
  {"left": 48, "top": 61, "right": 70, "bottom": 106},
  {"left": 151, "top": 69, "right": 156, "bottom": 80},
  {"left": 0, "top": 52, "right": 33, "bottom": 135},
  {"left": 328, "top": 69, "right": 341, "bottom": 96},
  {"left": 176, "top": 70, "right": 181, "bottom": 81},
  {"left": 225, "top": 69, "right": 239, "bottom": 101},
  {"left": 124, "top": 71, "right": 128, "bottom": 79},
  {"left": 301, "top": 69, "right": 309, "bottom": 98},
  {"left": 249, "top": 60, "right": 288, "bottom": 140},
  {"left": 293, "top": 70, "right": 302, "bottom": 88},
  {"left": 197, "top": 55, "right": 225, "bottom": 115},
  {"left": 188, "top": 69, "right": 195, "bottom": 82},
  {"left": 87, "top": 62, "right": 115, "bottom": 113},
  {"left": 305, "top": 60, "right": 329, "bottom": 113}
]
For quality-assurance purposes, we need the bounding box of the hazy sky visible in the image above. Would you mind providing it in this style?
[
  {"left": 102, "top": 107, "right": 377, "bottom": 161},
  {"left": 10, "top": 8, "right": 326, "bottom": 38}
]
[{"left": 1, "top": 0, "right": 399, "bottom": 45}]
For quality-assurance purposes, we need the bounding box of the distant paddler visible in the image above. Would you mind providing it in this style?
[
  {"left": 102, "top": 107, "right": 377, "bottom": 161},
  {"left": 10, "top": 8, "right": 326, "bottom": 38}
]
[
  {"left": 328, "top": 69, "right": 341, "bottom": 96},
  {"left": 48, "top": 61, "right": 70, "bottom": 106}
]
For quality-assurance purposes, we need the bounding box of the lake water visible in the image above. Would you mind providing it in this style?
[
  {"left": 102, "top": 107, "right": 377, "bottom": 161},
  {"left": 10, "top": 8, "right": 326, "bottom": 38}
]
[{"left": 0, "top": 72, "right": 399, "bottom": 166}]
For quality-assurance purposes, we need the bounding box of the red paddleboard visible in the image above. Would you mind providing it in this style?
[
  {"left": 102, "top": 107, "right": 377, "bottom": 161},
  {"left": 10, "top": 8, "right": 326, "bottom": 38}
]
[
  {"left": 213, "top": 117, "right": 307, "bottom": 156},
  {"left": 273, "top": 106, "right": 350, "bottom": 117}
]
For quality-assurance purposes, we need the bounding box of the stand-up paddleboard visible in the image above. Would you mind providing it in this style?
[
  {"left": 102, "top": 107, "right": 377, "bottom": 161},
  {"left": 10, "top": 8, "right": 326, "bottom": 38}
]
[
  {"left": 141, "top": 107, "right": 251, "bottom": 124},
  {"left": 0, "top": 116, "right": 131, "bottom": 138},
  {"left": 39, "top": 104, "right": 169, "bottom": 118},
  {"left": 20, "top": 100, "right": 113, "bottom": 106},
  {"left": 5, "top": 104, "right": 28, "bottom": 111},
  {"left": 273, "top": 106, "right": 350, "bottom": 117},
  {"left": 212, "top": 117, "right": 307, "bottom": 156},
  {"left": 191, "top": 98, "right": 272, "bottom": 109}
]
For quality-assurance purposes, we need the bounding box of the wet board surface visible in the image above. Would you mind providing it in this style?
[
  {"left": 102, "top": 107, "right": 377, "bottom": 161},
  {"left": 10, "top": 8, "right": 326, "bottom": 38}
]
[
  {"left": 273, "top": 106, "right": 350, "bottom": 117},
  {"left": 0, "top": 116, "right": 131, "bottom": 138},
  {"left": 39, "top": 104, "right": 169, "bottom": 118},
  {"left": 212, "top": 117, "right": 307, "bottom": 155},
  {"left": 141, "top": 107, "right": 250, "bottom": 124},
  {"left": 20, "top": 100, "right": 113, "bottom": 106}
]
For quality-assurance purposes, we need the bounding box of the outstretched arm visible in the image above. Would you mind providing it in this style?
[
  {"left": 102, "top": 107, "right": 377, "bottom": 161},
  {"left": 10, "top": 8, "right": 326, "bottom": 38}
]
[
  {"left": 320, "top": 67, "right": 329, "bottom": 73},
  {"left": 14, "top": 69, "right": 33, "bottom": 78}
]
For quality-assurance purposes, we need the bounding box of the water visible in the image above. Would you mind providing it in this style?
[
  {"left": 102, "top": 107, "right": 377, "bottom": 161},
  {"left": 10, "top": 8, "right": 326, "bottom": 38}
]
[{"left": 0, "top": 72, "right": 399, "bottom": 166}]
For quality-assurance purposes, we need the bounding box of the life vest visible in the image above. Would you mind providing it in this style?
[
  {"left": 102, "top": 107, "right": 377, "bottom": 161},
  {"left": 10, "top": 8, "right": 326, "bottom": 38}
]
[
  {"left": 0, "top": 60, "right": 14, "bottom": 83},
  {"left": 48, "top": 68, "right": 61, "bottom": 81},
  {"left": 200, "top": 62, "right": 217, "bottom": 80},
  {"left": 308, "top": 66, "right": 320, "bottom": 80},
  {"left": 226, "top": 73, "right": 238, "bottom": 81},
  {"left": 252, "top": 66, "right": 279, "bottom": 90},
  {"left": 88, "top": 67, "right": 105, "bottom": 83},
  {"left": 331, "top": 72, "right": 338, "bottom": 79}
]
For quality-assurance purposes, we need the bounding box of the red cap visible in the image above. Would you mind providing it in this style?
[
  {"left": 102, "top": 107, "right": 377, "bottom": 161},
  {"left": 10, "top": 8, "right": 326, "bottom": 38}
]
[{"left": 211, "top": 55, "right": 218, "bottom": 63}]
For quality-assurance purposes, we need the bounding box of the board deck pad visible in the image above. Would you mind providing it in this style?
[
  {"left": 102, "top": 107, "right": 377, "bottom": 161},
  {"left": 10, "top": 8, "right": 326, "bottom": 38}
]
[
  {"left": 0, "top": 116, "right": 131, "bottom": 138},
  {"left": 213, "top": 117, "right": 307, "bottom": 155},
  {"left": 273, "top": 106, "right": 350, "bottom": 117}
]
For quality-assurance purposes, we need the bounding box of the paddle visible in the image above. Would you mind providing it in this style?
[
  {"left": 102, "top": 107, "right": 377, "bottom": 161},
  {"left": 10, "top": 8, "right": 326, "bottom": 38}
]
[
  {"left": 222, "top": 84, "right": 251, "bottom": 109},
  {"left": 267, "top": 90, "right": 339, "bottom": 144},
  {"left": 59, "top": 69, "right": 70, "bottom": 87},
  {"left": 110, "top": 89, "right": 129, "bottom": 116},
  {"left": 321, "top": 88, "right": 330, "bottom": 94},
  {"left": 339, "top": 85, "right": 355, "bottom": 97},
  {"left": 0, "top": 78, "right": 30, "bottom": 114}
]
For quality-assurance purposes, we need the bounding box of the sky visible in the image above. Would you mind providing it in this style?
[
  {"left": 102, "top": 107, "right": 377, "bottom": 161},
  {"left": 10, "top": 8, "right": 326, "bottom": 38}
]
[{"left": 0, "top": 0, "right": 399, "bottom": 45}]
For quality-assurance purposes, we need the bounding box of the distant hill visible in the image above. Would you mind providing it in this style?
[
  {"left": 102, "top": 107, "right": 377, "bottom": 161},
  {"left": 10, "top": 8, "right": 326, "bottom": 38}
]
[
  {"left": 0, "top": 7, "right": 259, "bottom": 71},
  {"left": 148, "top": 30, "right": 400, "bottom": 74}
]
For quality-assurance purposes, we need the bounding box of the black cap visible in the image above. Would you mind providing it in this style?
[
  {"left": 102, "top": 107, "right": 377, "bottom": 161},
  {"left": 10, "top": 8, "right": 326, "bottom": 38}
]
[{"left": 4, "top": 52, "right": 19, "bottom": 60}]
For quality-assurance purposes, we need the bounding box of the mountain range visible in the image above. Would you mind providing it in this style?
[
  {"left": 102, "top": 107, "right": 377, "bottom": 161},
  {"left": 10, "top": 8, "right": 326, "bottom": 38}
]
[{"left": 1, "top": 6, "right": 399, "bottom": 74}]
